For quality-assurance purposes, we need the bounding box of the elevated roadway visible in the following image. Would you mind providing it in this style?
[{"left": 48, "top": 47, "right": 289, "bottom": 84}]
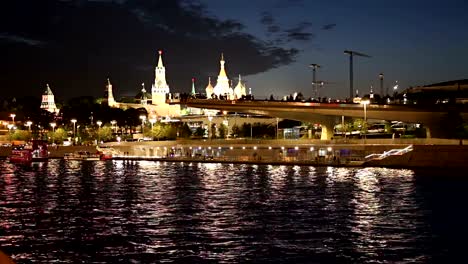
[{"left": 169, "top": 98, "right": 468, "bottom": 140}]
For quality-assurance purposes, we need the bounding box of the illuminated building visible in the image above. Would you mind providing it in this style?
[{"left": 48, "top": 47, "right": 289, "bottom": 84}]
[{"left": 40, "top": 84, "right": 59, "bottom": 113}]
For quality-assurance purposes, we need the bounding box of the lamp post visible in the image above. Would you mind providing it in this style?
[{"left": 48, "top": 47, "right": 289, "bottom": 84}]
[
  {"left": 149, "top": 117, "right": 156, "bottom": 130},
  {"left": 139, "top": 115, "right": 146, "bottom": 134},
  {"left": 111, "top": 120, "right": 117, "bottom": 133},
  {"left": 379, "top": 73, "right": 384, "bottom": 97},
  {"left": 96, "top": 121, "right": 102, "bottom": 143},
  {"left": 10, "top": 114, "right": 16, "bottom": 124},
  {"left": 276, "top": 118, "right": 279, "bottom": 140},
  {"left": 360, "top": 100, "right": 370, "bottom": 143},
  {"left": 71, "top": 119, "right": 77, "bottom": 139},
  {"left": 50, "top": 122, "right": 56, "bottom": 144},
  {"left": 207, "top": 115, "right": 213, "bottom": 140},
  {"left": 26, "top": 121, "right": 32, "bottom": 131}
]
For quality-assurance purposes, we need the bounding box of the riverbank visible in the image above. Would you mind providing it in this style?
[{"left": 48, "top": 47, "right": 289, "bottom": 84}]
[{"left": 2, "top": 139, "right": 468, "bottom": 168}]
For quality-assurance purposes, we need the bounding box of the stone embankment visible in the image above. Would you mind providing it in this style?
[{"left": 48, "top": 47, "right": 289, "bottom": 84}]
[
  {"left": 364, "top": 145, "right": 468, "bottom": 168},
  {"left": 1, "top": 139, "right": 468, "bottom": 168}
]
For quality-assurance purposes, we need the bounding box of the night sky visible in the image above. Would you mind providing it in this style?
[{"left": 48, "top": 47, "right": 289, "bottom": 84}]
[{"left": 1, "top": 0, "right": 467, "bottom": 101}]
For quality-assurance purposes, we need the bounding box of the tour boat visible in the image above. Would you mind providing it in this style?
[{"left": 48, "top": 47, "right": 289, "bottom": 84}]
[{"left": 9, "top": 140, "right": 49, "bottom": 164}]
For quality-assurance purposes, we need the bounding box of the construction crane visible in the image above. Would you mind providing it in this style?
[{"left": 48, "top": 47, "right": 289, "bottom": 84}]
[
  {"left": 344, "top": 50, "right": 371, "bottom": 99},
  {"left": 309, "top": 64, "right": 321, "bottom": 98},
  {"left": 312, "top": 80, "right": 336, "bottom": 99}
]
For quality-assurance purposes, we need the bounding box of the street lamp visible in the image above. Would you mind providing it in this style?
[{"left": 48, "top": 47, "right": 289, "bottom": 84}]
[
  {"left": 26, "top": 121, "right": 32, "bottom": 131},
  {"left": 96, "top": 121, "right": 102, "bottom": 143},
  {"left": 71, "top": 119, "right": 77, "bottom": 139},
  {"left": 207, "top": 115, "right": 213, "bottom": 140},
  {"left": 50, "top": 122, "right": 56, "bottom": 144},
  {"left": 139, "top": 115, "right": 146, "bottom": 134},
  {"left": 360, "top": 100, "right": 370, "bottom": 143},
  {"left": 149, "top": 117, "right": 156, "bottom": 138},
  {"left": 276, "top": 118, "right": 279, "bottom": 140},
  {"left": 10, "top": 114, "right": 16, "bottom": 123},
  {"left": 110, "top": 120, "right": 117, "bottom": 133}
]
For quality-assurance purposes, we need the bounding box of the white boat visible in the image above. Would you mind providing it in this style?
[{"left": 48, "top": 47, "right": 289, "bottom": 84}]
[{"left": 64, "top": 151, "right": 100, "bottom": 161}]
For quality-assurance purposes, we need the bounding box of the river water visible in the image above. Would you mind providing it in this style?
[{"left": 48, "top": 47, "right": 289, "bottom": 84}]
[{"left": 0, "top": 160, "right": 466, "bottom": 263}]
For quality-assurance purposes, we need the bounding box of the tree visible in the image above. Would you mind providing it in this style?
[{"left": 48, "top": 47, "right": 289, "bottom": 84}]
[
  {"left": 218, "top": 124, "right": 228, "bottom": 138},
  {"left": 178, "top": 123, "right": 192, "bottom": 138},
  {"left": 54, "top": 127, "right": 68, "bottom": 144},
  {"left": 231, "top": 124, "right": 241, "bottom": 138},
  {"left": 194, "top": 126, "right": 205, "bottom": 137},
  {"left": 97, "top": 126, "right": 114, "bottom": 142},
  {"left": 8, "top": 130, "right": 31, "bottom": 141}
]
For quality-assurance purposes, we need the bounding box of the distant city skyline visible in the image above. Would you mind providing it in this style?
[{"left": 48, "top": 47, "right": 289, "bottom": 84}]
[{"left": 1, "top": 0, "right": 467, "bottom": 100}]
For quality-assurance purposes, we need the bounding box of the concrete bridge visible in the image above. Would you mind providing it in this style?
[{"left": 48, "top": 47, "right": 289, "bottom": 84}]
[{"left": 169, "top": 98, "right": 468, "bottom": 140}]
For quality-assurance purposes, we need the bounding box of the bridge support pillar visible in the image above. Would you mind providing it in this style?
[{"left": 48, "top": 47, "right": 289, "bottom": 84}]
[
  {"left": 320, "top": 118, "right": 337, "bottom": 141},
  {"left": 423, "top": 112, "right": 464, "bottom": 139}
]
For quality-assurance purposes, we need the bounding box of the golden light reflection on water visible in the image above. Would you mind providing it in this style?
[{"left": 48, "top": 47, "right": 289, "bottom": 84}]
[
  {"left": 0, "top": 161, "right": 440, "bottom": 263},
  {"left": 351, "top": 167, "right": 417, "bottom": 257}
]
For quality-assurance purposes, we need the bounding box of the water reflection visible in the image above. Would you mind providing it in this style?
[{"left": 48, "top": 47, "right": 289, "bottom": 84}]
[{"left": 0, "top": 161, "right": 465, "bottom": 263}]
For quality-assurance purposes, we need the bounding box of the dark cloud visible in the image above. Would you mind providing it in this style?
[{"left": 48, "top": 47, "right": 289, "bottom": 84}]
[
  {"left": 0, "top": 34, "right": 46, "bottom": 47},
  {"left": 0, "top": 0, "right": 298, "bottom": 100},
  {"left": 260, "top": 11, "right": 281, "bottom": 35},
  {"left": 260, "top": 12, "right": 274, "bottom": 25},
  {"left": 284, "top": 22, "right": 314, "bottom": 42},
  {"left": 322, "top": 23, "right": 337, "bottom": 30}
]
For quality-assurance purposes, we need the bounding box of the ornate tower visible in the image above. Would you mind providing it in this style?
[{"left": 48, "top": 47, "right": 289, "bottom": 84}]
[
  {"left": 40, "top": 84, "right": 58, "bottom": 113},
  {"left": 234, "top": 74, "right": 247, "bottom": 99},
  {"left": 105, "top": 78, "right": 117, "bottom": 107},
  {"left": 213, "top": 53, "right": 230, "bottom": 97},
  {"left": 141, "top": 83, "right": 148, "bottom": 105},
  {"left": 191, "top": 78, "right": 196, "bottom": 96},
  {"left": 152, "top": 50, "right": 170, "bottom": 105},
  {"left": 205, "top": 77, "right": 214, "bottom": 99}
]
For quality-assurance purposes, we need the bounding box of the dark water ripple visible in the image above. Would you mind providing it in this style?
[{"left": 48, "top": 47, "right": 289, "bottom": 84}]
[{"left": 0, "top": 160, "right": 467, "bottom": 263}]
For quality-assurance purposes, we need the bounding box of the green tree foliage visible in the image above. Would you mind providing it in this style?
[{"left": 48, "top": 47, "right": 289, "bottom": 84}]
[
  {"left": 8, "top": 130, "right": 31, "bottom": 141},
  {"left": 144, "top": 122, "right": 181, "bottom": 140},
  {"left": 55, "top": 128, "right": 68, "bottom": 143},
  {"left": 97, "top": 126, "right": 114, "bottom": 142},
  {"left": 178, "top": 123, "right": 192, "bottom": 138},
  {"left": 218, "top": 124, "right": 228, "bottom": 138}
]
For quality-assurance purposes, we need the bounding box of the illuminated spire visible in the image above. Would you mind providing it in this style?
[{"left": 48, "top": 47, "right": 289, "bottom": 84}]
[
  {"left": 218, "top": 53, "right": 227, "bottom": 77},
  {"left": 234, "top": 74, "right": 246, "bottom": 99},
  {"left": 152, "top": 49, "right": 170, "bottom": 104},
  {"left": 191, "top": 78, "right": 196, "bottom": 95},
  {"left": 206, "top": 77, "right": 214, "bottom": 98},
  {"left": 106, "top": 78, "right": 116, "bottom": 107},
  {"left": 45, "top": 83, "right": 53, "bottom": 95},
  {"left": 213, "top": 53, "right": 230, "bottom": 96},
  {"left": 157, "top": 50, "right": 164, "bottom": 68}
]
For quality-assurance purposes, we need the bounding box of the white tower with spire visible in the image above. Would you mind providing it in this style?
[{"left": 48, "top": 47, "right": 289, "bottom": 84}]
[
  {"left": 141, "top": 83, "right": 148, "bottom": 105},
  {"left": 191, "top": 78, "right": 196, "bottom": 96},
  {"left": 106, "top": 78, "right": 117, "bottom": 107},
  {"left": 40, "top": 84, "right": 59, "bottom": 113},
  {"left": 152, "top": 50, "right": 170, "bottom": 105},
  {"left": 213, "top": 53, "right": 230, "bottom": 98}
]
